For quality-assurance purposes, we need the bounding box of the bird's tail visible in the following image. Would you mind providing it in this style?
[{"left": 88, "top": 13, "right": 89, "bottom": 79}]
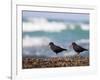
[
  {"left": 63, "top": 49, "right": 67, "bottom": 51},
  {"left": 85, "top": 49, "right": 88, "bottom": 51}
]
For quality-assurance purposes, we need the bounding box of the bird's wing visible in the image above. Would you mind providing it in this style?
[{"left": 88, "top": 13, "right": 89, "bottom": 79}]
[
  {"left": 75, "top": 44, "right": 87, "bottom": 51},
  {"left": 54, "top": 45, "right": 66, "bottom": 50}
]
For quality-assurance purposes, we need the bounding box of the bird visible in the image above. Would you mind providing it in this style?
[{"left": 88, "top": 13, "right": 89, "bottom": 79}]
[
  {"left": 49, "top": 42, "right": 67, "bottom": 54},
  {"left": 71, "top": 42, "right": 88, "bottom": 56}
]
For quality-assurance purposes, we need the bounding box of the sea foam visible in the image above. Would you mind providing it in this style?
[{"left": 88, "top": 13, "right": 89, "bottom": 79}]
[
  {"left": 23, "top": 36, "right": 51, "bottom": 47},
  {"left": 23, "top": 18, "right": 89, "bottom": 32}
]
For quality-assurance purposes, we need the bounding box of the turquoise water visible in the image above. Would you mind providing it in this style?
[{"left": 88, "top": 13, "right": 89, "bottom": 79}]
[{"left": 23, "top": 29, "right": 89, "bottom": 46}]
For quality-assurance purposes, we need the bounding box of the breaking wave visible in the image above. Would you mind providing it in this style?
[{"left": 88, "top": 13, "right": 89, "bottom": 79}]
[
  {"left": 23, "top": 18, "right": 89, "bottom": 32},
  {"left": 23, "top": 36, "right": 51, "bottom": 47},
  {"left": 76, "top": 39, "right": 89, "bottom": 45}
]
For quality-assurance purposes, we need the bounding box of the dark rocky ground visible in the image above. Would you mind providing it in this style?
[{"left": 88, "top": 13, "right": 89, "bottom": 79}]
[{"left": 22, "top": 56, "right": 89, "bottom": 69}]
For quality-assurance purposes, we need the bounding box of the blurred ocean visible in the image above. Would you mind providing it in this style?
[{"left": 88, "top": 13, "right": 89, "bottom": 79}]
[
  {"left": 22, "top": 19, "right": 89, "bottom": 58},
  {"left": 22, "top": 10, "right": 89, "bottom": 58}
]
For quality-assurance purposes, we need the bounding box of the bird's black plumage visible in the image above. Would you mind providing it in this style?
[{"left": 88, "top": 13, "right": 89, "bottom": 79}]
[
  {"left": 49, "top": 42, "right": 67, "bottom": 54},
  {"left": 72, "top": 42, "right": 88, "bottom": 55}
]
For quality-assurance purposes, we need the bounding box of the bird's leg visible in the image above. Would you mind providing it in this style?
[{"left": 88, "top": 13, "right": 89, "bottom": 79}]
[
  {"left": 56, "top": 53, "right": 58, "bottom": 57},
  {"left": 77, "top": 53, "right": 80, "bottom": 57},
  {"left": 76, "top": 53, "right": 80, "bottom": 65}
]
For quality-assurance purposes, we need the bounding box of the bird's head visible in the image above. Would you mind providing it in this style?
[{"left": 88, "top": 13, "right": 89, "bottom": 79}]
[
  {"left": 69, "top": 42, "right": 76, "bottom": 48},
  {"left": 72, "top": 42, "right": 76, "bottom": 46},
  {"left": 49, "top": 42, "right": 54, "bottom": 46}
]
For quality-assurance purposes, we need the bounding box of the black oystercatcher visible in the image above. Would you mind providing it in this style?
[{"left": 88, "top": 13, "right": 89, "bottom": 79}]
[
  {"left": 49, "top": 42, "right": 67, "bottom": 54},
  {"left": 72, "top": 42, "right": 88, "bottom": 55}
]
